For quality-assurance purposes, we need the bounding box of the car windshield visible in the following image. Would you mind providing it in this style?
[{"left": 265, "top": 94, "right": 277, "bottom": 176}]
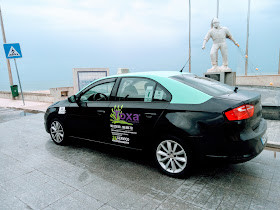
[{"left": 170, "top": 74, "right": 234, "bottom": 97}]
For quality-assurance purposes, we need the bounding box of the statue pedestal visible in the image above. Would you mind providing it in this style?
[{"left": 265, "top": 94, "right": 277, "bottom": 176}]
[
  {"left": 207, "top": 66, "right": 232, "bottom": 73},
  {"left": 204, "top": 71, "right": 236, "bottom": 86}
]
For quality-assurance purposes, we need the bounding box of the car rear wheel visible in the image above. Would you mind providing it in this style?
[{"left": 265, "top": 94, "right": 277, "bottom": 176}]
[
  {"left": 50, "top": 118, "right": 67, "bottom": 145},
  {"left": 155, "top": 139, "right": 192, "bottom": 177}
]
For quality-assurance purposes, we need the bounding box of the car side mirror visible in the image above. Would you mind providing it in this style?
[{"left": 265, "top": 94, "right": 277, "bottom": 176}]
[{"left": 68, "top": 95, "right": 77, "bottom": 103}]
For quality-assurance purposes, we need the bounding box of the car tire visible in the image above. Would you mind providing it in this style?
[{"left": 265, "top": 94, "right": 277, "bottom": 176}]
[
  {"left": 49, "top": 118, "right": 68, "bottom": 145},
  {"left": 155, "top": 137, "right": 192, "bottom": 177}
]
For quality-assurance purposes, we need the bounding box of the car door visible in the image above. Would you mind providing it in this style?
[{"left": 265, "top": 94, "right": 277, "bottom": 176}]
[
  {"left": 108, "top": 77, "right": 171, "bottom": 149},
  {"left": 66, "top": 78, "right": 116, "bottom": 141}
]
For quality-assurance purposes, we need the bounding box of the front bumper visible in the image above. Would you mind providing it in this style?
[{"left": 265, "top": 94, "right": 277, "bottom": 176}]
[{"left": 44, "top": 108, "right": 51, "bottom": 133}]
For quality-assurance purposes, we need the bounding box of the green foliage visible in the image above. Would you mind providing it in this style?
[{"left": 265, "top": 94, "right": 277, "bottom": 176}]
[{"left": 110, "top": 105, "right": 132, "bottom": 125}]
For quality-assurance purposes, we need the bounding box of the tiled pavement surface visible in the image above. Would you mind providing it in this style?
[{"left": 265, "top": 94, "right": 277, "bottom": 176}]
[{"left": 0, "top": 113, "right": 280, "bottom": 209}]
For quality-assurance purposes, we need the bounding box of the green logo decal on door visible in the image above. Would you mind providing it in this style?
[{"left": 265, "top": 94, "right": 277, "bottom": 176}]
[{"left": 110, "top": 105, "right": 133, "bottom": 125}]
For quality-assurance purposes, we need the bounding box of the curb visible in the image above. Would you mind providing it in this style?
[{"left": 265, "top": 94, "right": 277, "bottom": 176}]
[
  {"left": 1, "top": 106, "right": 45, "bottom": 114},
  {"left": 262, "top": 106, "right": 280, "bottom": 120}
]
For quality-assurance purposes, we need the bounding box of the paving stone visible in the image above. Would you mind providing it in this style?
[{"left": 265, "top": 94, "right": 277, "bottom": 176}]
[
  {"left": 50, "top": 195, "right": 87, "bottom": 210},
  {"left": 0, "top": 203, "right": 12, "bottom": 210},
  {"left": 98, "top": 204, "right": 117, "bottom": 210},
  {"left": 69, "top": 190, "right": 104, "bottom": 208},
  {"left": 264, "top": 200, "right": 280, "bottom": 210},
  {"left": 249, "top": 198, "right": 267, "bottom": 210},
  {"left": 156, "top": 196, "right": 179, "bottom": 210},
  {"left": 79, "top": 176, "right": 129, "bottom": 203},
  {"left": 194, "top": 192, "right": 212, "bottom": 206},
  {"left": 16, "top": 191, "right": 50, "bottom": 209},
  {"left": 217, "top": 202, "right": 235, "bottom": 210},
  {"left": 108, "top": 185, "right": 151, "bottom": 209},
  {"left": 42, "top": 206, "right": 55, "bottom": 210},
  {"left": 173, "top": 200, "right": 203, "bottom": 210},
  {"left": 204, "top": 201, "right": 221, "bottom": 210},
  {"left": 233, "top": 194, "right": 252, "bottom": 209}
]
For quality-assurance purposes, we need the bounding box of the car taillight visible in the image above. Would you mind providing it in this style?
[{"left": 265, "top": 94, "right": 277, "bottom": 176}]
[{"left": 225, "top": 104, "right": 254, "bottom": 121}]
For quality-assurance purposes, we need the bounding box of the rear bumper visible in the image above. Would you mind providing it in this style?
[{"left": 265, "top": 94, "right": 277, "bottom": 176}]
[
  {"left": 205, "top": 139, "right": 267, "bottom": 163},
  {"left": 201, "top": 118, "right": 267, "bottom": 163}
]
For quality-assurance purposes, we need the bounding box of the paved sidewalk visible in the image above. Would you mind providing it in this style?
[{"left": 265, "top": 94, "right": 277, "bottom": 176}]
[
  {"left": 0, "top": 98, "right": 51, "bottom": 113},
  {"left": 0, "top": 113, "right": 280, "bottom": 210}
]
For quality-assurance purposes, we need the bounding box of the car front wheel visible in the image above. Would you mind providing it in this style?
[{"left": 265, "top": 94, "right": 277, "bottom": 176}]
[
  {"left": 155, "top": 139, "right": 192, "bottom": 177},
  {"left": 49, "top": 118, "right": 67, "bottom": 145}
]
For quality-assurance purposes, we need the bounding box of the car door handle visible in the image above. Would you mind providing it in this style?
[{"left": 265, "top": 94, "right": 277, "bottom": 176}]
[
  {"left": 145, "top": 113, "right": 157, "bottom": 118},
  {"left": 97, "top": 110, "right": 105, "bottom": 115}
]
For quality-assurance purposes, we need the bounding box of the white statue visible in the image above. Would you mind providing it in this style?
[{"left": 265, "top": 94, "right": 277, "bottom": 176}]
[{"left": 202, "top": 18, "right": 239, "bottom": 72}]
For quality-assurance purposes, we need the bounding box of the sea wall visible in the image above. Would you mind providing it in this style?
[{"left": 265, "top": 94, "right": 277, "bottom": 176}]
[
  {"left": 0, "top": 87, "right": 74, "bottom": 103},
  {"left": 236, "top": 75, "right": 280, "bottom": 87}
]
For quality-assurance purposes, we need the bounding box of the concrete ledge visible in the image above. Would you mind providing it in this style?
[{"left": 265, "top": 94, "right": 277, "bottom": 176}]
[
  {"left": 266, "top": 141, "right": 280, "bottom": 149},
  {"left": 0, "top": 91, "right": 54, "bottom": 103},
  {"left": 0, "top": 87, "right": 74, "bottom": 103},
  {"left": 262, "top": 106, "right": 280, "bottom": 120},
  {"left": 238, "top": 86, "right": 280, "bottom": 107},
  {"left": 236, "top": 75, "right": 280, "bottom": 87}
]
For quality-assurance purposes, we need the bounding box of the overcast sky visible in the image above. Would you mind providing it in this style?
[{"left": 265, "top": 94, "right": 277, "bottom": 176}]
[{"left": 0, "top": 0, "right": 279, "bottom": 90}]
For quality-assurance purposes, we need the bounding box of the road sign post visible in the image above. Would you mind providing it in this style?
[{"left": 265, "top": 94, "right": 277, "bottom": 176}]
[
  {"left": 0, "top": 7, "right": 14, "bottom": 99},
  {"left": 13, "top": 59, "right": 25, "bottom": 105},
  {"left": 3, "top": 43, "right": 25, "bottom": 105}
]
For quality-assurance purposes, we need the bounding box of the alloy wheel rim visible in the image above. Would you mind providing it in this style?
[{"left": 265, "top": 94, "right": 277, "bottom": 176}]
[
  {"left": 156, "top": 140, "right": 187, "bottom": 174},
  {"left": 50, "top": 121, "right": 64, "bottom": 143}
]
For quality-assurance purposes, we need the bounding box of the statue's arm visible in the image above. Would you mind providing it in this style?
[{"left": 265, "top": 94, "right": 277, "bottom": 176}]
[
  {"left": 225, "top": 28, "right": 239, "bottom": 47},
  {"left": 202, "top": 31, "right": 211, "bottom": 49}
]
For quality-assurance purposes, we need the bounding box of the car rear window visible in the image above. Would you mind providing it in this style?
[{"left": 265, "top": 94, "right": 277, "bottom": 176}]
[{"left": 170, "top": 74, "right": 234, "bottom": 97}]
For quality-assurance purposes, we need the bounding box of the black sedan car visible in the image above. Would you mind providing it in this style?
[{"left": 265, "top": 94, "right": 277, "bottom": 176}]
[{"left": 44, "top": 71, "right": 267, "bottom": 177}]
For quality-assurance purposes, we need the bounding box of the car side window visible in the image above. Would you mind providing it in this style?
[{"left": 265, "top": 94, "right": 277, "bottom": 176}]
[
  {"left": 153, "top": 84, "right": 171, "bottom": 102},
  {"left": 80, "top": 82, "right": 115, "bottom": 102},
  {"left": 116, "top": 78, "right": 156, "bottom": 102}
]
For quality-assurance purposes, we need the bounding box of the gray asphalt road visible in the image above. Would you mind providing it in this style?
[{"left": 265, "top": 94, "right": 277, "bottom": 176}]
[{"left": 0, "top": 111, "right": 279, "bottom": 209}]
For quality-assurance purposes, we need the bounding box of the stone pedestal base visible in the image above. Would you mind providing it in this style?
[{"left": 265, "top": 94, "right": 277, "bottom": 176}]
[{"left": 204, "top": 71, "right": 236, "bottom": 86}]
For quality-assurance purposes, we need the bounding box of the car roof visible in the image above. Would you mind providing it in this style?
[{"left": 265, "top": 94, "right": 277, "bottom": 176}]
[
  {"left": 109, "top": 71, "right": 192, "bottom": 78},
  {"left": 79, "top": 71, "right": 212, "bottom": 104},
  {"left": 80, "top": 71, "right": 189, "bottom": 89}
]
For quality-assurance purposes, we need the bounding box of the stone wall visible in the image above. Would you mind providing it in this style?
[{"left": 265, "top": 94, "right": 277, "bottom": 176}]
[{"left": 49, "top": 87, "right": 74, "bottom": 102}]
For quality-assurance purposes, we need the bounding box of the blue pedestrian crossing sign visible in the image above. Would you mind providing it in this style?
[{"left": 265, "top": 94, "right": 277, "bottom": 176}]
[{"left": 3, "top": 43, "right": 22, "bottom": 59}]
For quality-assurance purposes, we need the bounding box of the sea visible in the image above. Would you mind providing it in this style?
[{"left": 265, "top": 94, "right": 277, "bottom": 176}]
[
  {"left": 0, "top": 80, "right": 74, "bottom": 92},
  {"left": 0, "top": 71, "right": 278, "bottom": 92}
]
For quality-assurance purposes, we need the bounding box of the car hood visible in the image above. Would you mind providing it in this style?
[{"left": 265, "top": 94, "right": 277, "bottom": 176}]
[{"left": 49, "top": 99, "right": 68, "bottom": 108}]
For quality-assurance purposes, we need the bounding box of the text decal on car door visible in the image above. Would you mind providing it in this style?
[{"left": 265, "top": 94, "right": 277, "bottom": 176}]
[{"left": 110, "top": 105, "right": 139, "bottom": 144}]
